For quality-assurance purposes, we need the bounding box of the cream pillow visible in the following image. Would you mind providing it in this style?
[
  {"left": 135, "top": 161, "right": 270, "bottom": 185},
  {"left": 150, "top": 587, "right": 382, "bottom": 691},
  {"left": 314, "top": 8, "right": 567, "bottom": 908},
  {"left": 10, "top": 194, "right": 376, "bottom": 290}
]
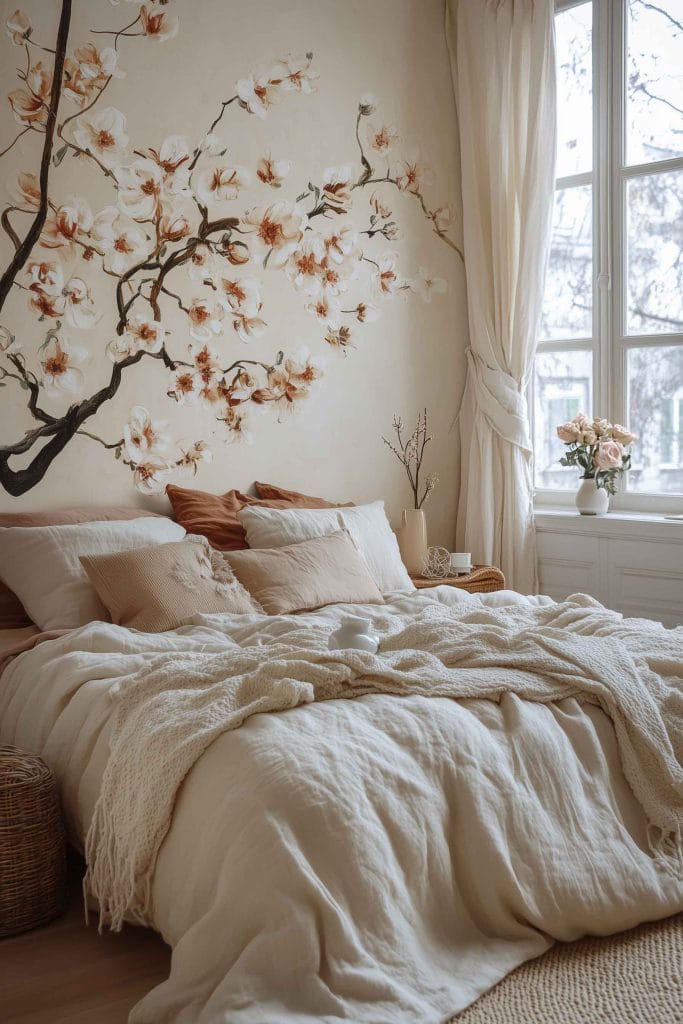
[
  {"left": 0, "top": 517, "right": 186, "bottom": 630},
  {"left": 224, "top": 530, "right": 384, "bottom": 615},
  {"left": 80, "top": 536, "right": 259, "bottom": 632},
  {"left": 237, "top": 501, "right": 414, "bottom": 595}
]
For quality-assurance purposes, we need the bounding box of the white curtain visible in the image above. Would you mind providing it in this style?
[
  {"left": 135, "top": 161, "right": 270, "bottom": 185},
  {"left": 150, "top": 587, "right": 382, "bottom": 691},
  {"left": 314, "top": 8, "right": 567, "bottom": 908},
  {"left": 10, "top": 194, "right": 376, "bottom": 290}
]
[{"left": 445, "top": 0, "right": 556, "bottom": 594}]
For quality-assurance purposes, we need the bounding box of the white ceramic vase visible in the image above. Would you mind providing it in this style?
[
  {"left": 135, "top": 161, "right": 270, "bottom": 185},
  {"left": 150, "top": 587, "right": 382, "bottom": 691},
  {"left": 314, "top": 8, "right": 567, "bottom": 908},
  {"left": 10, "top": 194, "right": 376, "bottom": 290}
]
[
  {"left": 575, "top": 477, "right": 609, "bottom": 516},
  {"left": 398, "top": 509, "right": 428, "bottom": 574},
  {"left": 328, "top": 616, "right": 379, "bottom": 653}
]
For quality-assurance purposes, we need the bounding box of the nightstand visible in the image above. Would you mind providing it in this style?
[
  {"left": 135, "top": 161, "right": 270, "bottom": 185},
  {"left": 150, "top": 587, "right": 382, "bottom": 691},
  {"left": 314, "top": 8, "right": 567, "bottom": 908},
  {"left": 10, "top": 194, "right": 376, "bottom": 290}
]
[{"left": 410, "top": 565, "right": 505, "bottom": 594}]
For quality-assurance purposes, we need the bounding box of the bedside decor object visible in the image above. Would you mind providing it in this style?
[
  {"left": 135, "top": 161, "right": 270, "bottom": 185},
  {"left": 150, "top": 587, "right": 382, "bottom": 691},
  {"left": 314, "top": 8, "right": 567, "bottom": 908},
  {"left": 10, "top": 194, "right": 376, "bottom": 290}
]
[
  {"left": 382, "top": 409, "right": 439, "bottom": 574},
  {"left": 422, "top": 546, "right": 453, "bottom": 579},
  {"left": 556, "top": 414, "right": 636, "bottom": 516},
  {"left": 449, "top": 552, "right": 473, "bottom": 575},
  {"left": 411, "top": 564, "right": 506, "bottom": 594},
  {"left": 0, "top": 745, "right": 66, "bottom": 937},
  {"left": 328, "top": 616, "right": 380, "bottom": 654}
]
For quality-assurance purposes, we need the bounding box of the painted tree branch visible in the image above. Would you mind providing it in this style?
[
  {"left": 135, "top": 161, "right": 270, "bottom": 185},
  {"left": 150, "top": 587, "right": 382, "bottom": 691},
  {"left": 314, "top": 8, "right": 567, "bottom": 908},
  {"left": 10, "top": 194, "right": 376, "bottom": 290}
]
[
  {"left": 1, "top": 27, "right": 456, "bottom": 496},
  {"left": 0, "top": 0, "right": 71, "bottom": 312},
  {"left": 0, "top": 349, "right": 165, "bottom": 495}
]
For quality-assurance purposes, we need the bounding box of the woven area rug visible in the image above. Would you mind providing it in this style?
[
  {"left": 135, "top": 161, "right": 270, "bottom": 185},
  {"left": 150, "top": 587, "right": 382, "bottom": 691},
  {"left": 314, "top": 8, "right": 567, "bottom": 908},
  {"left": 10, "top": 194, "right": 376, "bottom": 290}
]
[{"left": 450, "top": 914, "right": 682, "bottom": 1023}]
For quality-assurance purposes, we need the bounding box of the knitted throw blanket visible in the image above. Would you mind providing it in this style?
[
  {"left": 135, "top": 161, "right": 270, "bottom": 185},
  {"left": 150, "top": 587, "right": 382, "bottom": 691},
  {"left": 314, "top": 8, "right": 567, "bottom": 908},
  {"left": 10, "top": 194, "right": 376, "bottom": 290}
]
[{"left": 84, "top": 595, "right": 683, "bottom": 931}]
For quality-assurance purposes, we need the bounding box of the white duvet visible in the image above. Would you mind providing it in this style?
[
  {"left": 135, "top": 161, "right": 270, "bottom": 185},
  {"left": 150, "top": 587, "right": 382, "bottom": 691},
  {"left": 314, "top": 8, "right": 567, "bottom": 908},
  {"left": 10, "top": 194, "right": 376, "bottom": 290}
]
[{"left": 0, "top": 586, "right": 681, "bottom": 1024}]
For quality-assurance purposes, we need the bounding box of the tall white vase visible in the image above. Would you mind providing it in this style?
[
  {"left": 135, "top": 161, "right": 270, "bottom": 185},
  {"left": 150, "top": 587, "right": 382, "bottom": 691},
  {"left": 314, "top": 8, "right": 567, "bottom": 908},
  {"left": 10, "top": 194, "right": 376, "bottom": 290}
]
[
  {"left": 398, "top": 509, "right": 428, "bottom": 574},
  {"left": 575, "top": 477, "right": 609, "bottom": 516}
]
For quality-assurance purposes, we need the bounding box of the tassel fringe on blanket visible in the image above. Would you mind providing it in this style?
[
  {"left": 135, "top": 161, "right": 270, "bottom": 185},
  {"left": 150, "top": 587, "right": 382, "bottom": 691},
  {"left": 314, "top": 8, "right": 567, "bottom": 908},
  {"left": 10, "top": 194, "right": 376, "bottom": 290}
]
[{"left": 83, "top": 595, "right": 683, "bottom": 932}]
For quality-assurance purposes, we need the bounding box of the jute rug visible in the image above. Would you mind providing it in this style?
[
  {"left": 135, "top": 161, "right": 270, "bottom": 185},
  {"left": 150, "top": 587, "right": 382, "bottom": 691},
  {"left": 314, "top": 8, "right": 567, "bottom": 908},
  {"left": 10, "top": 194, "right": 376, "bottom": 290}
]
[{"left": 449, "top": 914, "right": 682, "bottom": 1023}]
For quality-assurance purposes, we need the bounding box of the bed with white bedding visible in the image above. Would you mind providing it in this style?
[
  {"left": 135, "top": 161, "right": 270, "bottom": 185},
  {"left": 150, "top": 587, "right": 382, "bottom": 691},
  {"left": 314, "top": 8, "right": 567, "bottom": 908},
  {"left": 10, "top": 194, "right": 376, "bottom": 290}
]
[{"left": 1, "top": 584, "right": 682, "bottom": 1024}]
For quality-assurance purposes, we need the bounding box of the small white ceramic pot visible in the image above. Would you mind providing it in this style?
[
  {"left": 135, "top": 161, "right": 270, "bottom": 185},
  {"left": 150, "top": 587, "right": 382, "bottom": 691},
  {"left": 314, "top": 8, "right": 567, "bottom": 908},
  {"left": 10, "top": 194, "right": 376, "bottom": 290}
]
[
  {"left": 329, "top": 616, "right": 379, "bottom": 653},
  {"left": 575, "top": 477, "right": 609, "bottom": 516}
]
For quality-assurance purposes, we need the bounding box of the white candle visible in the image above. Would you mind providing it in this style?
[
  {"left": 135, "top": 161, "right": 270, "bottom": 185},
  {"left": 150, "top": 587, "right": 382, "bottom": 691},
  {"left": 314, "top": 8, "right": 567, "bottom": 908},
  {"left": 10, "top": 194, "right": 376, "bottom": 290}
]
[{"left": 450, "top": 552, "right": 472, "bottom": 574}]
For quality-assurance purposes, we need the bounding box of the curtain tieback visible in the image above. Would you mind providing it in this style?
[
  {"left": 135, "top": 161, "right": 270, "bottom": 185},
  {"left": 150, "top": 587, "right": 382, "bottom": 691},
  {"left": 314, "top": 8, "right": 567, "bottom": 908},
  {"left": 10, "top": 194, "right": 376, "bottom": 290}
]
[{"left": 465, "top": 349, "right": 532, "bottom": 453}]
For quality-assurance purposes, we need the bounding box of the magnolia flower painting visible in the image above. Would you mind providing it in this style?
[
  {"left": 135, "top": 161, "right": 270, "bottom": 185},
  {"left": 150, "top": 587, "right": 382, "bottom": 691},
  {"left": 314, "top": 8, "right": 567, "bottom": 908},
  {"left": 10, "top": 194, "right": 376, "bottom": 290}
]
[{"left": 0, "top": 0, "right": 460, "bottom": 496}]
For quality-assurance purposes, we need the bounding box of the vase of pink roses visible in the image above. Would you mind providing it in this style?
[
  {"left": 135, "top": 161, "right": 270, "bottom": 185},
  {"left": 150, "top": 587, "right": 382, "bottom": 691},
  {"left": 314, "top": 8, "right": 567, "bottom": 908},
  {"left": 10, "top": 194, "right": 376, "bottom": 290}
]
[{"left": 555, "top": 413, "right": 637, "bottom": 515}]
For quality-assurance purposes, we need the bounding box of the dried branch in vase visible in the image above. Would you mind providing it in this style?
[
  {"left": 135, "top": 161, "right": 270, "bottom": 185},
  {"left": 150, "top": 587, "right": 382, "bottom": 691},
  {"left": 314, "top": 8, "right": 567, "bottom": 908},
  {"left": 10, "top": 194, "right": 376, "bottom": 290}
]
[{"left": 382, "top": 408, "right": 438, "bottom": 510}]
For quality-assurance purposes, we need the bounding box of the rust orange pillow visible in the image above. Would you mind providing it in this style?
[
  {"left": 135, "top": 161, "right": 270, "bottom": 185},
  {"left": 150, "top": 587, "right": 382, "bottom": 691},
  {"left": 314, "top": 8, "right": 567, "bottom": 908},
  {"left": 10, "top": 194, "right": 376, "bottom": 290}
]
[
  {"left": 166, "top": 485, "right": 349, "bottom": 552},
  {"left": 0, "top": 506, "right": 161, "bottom": 629},
  {"left": 254, "top": 481, "right": 353, "bottom": 506}
]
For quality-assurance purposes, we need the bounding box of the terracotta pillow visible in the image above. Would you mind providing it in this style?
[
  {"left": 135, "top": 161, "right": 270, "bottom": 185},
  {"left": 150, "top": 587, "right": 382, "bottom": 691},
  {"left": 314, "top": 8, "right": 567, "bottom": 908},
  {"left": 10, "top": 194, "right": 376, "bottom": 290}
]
[
  {"left": 166, "top": 485, "right": 347, "bottom": 553},
  {"left": 254, "top": 481, "right": 353, "bottom": 507},
  {"left": 0, "top": 506, "right": 161, "bottom": 629},
  {"left": 224, "top": 530, "right": 383, "bottom": 615},
  {"left": 81, "top": 536, "right": 259, "bottom": 633}
]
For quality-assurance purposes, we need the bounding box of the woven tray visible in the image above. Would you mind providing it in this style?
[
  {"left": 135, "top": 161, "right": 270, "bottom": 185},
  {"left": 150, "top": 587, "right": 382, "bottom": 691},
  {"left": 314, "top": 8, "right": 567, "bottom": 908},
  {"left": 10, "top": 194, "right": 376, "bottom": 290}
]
[
  {"left": 0, "top": 745, "right": 67, "bottom": 937},
  {"left": 411, "top": 565, "right": 506, "bottom": 593}
]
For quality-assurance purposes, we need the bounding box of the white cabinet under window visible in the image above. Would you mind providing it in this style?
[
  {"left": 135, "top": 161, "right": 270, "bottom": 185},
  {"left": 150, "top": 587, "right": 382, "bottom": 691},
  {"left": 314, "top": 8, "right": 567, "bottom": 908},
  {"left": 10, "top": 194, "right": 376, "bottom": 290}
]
[{"left": 535, "top": 511, "right": 683, "bottom": 627}]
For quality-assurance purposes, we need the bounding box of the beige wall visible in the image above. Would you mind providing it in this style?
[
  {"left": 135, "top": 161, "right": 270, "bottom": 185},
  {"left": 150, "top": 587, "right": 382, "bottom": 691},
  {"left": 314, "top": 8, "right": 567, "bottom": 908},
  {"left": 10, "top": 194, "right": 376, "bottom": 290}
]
[{"left": 0, "top": 0, "right": 467, "bottom": 547}]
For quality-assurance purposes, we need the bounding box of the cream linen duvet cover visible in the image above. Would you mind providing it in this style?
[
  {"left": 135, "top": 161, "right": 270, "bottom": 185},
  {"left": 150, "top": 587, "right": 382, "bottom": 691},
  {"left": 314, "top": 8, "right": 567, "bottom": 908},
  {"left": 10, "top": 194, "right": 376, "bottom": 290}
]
[{"left": 0, "top": 587, "right": 681, "bottom": 1024}]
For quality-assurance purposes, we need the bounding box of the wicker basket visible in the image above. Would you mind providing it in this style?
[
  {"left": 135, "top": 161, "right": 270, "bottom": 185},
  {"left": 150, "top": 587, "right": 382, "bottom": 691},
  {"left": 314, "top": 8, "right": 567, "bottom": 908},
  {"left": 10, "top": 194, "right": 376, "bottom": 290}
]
[{"left": 0, "top": 745, "right": 67, "bottom": 938}]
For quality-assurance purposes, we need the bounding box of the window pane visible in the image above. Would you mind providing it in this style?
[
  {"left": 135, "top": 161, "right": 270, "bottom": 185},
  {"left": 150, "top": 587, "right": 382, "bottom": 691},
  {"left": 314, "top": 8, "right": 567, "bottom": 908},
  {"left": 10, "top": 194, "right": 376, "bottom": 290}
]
[
  {"left": 626, "top": 170, "right": 683, "bottom": 335},
  {"left": 627, "top": 345, "right": 683, "bottom": 493},
  {"left": 540, "top": 185, "right": 592, "bottom": 341},
  {"left": 555, "top": 2, "right": 593, "bottom": 177},
  {"left": 626, "top": 0, "right": 683, "bottom": 165},
  {"left": 534, "top": 349, "right": 593, "bottom": 489}
]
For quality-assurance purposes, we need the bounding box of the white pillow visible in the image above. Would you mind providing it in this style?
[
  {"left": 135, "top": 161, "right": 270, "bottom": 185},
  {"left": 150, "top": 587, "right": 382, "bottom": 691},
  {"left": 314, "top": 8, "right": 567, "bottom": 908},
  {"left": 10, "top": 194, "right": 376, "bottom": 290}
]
[
  {"left": 237, "top": 500, "right": 414, "bottom": 595},
  {"left": 0, "top": 517, "right": 186, "bottom": 630}
]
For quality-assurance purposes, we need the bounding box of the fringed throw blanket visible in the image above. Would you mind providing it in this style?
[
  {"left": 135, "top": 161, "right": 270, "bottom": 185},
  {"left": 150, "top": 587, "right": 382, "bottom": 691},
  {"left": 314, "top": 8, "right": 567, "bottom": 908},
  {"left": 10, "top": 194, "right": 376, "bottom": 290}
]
[{"left": 85, "top": 595, "right": 683, "bottom": 932}]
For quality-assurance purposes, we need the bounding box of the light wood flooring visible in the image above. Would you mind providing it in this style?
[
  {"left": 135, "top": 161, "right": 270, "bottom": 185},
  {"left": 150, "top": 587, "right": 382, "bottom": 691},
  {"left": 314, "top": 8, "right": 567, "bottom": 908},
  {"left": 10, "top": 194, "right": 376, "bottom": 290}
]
[
  {"left": 0, "top": 855, "right": 170, "bottom": 1024},
  {"left": 2, "top": 854, "right": 681, "bottom": 1024}
]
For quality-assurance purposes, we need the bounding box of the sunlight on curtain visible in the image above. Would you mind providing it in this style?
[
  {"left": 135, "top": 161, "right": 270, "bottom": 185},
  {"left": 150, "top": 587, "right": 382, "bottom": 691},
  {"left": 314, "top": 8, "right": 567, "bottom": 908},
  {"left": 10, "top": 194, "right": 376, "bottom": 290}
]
[{"left": 445, "top": 0, "right": 556, "bottom": 593}]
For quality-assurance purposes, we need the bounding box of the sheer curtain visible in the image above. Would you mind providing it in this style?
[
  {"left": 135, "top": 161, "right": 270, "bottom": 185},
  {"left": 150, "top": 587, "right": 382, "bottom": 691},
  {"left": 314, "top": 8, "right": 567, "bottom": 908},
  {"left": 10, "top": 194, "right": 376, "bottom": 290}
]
[{"left": 445, "top": 0, "right": 556, "bottom": 594}]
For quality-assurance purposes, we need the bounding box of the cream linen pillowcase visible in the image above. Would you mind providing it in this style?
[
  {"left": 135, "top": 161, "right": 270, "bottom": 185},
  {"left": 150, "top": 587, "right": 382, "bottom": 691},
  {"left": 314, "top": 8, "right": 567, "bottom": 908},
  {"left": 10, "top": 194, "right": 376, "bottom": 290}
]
[
  {"left": 80, "top": 535, "right": 259, "bottom": 632},
  {"left": 237, "top": 500, "right": 414, "bottom": 595},
  {"left": 224, "top": 530, "right": 384, "bottom": 615},
  {"left": 0, "top": 517, "right": 185, "bottom": 630}
]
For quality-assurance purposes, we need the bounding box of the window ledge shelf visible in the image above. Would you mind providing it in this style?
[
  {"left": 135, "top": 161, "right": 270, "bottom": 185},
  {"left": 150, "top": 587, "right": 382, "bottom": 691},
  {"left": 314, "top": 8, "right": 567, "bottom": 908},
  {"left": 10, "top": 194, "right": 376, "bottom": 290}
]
[{"left": 534, "top": 507, "right": 683, "bottom": 541}]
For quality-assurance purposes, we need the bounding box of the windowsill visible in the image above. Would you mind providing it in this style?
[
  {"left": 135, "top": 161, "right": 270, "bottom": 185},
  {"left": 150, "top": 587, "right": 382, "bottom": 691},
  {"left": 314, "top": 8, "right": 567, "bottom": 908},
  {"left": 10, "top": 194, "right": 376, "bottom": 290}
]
[
  {"left": 534, "top": 507, "right": 683, "bottom": 539},
  {"left": 534, "top": 507, "right": 683, "bottom": 524}
]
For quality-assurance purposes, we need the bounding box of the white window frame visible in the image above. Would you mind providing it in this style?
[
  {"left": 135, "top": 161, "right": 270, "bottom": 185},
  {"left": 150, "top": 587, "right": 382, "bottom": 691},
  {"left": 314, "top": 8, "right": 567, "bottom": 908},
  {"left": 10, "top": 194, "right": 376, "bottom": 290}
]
[{"left": 534, "top": 0, "right": 683, "bottom": 513}]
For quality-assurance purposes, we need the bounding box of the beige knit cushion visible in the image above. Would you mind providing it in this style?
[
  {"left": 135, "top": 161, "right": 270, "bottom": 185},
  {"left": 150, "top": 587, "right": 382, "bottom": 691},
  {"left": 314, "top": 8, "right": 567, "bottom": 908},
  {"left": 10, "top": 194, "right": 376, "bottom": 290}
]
[
  {"left": 80, "top": 536, "right": 258, "bottom": 633},
  {"left": 224, "top": 530, "right": 384, "bottom": 615}
]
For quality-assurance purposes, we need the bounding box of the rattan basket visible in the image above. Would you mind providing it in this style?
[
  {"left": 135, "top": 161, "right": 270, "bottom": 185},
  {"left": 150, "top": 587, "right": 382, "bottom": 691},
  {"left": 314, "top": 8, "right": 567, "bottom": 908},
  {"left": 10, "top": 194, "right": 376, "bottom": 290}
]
[{"left": 0, "top": 745, "right": 67, "bottom": 938}]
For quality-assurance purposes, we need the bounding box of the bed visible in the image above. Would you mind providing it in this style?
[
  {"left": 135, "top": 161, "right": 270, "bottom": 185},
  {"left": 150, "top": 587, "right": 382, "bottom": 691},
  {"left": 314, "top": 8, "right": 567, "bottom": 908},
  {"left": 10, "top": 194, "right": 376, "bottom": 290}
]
[{"left": 0, "top": 504, "right": 681, "bottom": 1023}]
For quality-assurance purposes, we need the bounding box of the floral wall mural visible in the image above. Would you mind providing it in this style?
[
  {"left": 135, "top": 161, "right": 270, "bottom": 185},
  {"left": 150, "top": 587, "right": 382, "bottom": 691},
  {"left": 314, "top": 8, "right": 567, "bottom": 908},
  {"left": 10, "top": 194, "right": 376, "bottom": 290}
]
[{"left": 0, "top": 0, "right": 466, "bottom": 541}]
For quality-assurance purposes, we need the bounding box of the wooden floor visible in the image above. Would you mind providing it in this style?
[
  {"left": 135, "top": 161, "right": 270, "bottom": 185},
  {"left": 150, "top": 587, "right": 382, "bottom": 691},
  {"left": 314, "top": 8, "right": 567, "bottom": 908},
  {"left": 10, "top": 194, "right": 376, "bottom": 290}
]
[
  {"left": 2, "top": 855, "right": 680, "bottom": 1024},
  {"left": 1, "top": 856, "right": 171, "bottom": 1024}
]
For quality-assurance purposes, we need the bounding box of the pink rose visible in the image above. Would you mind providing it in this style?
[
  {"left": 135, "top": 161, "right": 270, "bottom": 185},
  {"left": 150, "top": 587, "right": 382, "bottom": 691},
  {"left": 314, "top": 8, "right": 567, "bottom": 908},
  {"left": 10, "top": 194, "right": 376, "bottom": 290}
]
[
  {"left": 594, "top": 439, "right": 624, "bottom": 471},
  {"left": 581, "top": 429, "right": 597, "bottom": 445},
  {"left": 556, "top": 421, "right": 581, "bottom": 443},
  {"left": 612, "top": 424, "right": 636, "bottom": 445}
]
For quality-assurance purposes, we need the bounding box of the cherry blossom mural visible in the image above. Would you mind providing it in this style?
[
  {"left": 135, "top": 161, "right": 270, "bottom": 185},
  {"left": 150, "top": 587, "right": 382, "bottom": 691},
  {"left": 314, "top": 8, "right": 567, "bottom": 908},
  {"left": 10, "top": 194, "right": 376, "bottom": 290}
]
[{"left": 0, "top": 0, "right": 461, "bottom": 497}]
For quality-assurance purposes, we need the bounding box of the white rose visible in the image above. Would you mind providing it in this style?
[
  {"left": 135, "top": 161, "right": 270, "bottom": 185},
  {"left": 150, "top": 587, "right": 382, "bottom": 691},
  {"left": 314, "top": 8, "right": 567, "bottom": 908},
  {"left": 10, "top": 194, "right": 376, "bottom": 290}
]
[
  {"left": 592, "top": 418, "right": 611, "bottom": 437},
  {"left": 612, "top": 424, "right": 637, "bottom": 445},
  {"left": 556, "top": 421, "right": 581, "bottom": 443}
]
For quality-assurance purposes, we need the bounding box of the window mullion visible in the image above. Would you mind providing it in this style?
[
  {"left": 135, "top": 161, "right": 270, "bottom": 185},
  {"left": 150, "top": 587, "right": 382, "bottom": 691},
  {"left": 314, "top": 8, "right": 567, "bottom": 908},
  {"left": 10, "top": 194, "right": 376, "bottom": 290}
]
[
  {"left": 609, "top": 0, "right": 625, "bottom": 436},
  {"left": 595, "top": 0, "right": 611, "bottom": 432}
]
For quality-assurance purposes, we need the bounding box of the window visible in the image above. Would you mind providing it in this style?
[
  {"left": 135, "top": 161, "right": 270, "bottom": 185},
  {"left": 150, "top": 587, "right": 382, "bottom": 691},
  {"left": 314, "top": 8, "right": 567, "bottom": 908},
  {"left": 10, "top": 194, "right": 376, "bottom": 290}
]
[{"left": 534, "top": 0, "right": 683, "bottom": 507}]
